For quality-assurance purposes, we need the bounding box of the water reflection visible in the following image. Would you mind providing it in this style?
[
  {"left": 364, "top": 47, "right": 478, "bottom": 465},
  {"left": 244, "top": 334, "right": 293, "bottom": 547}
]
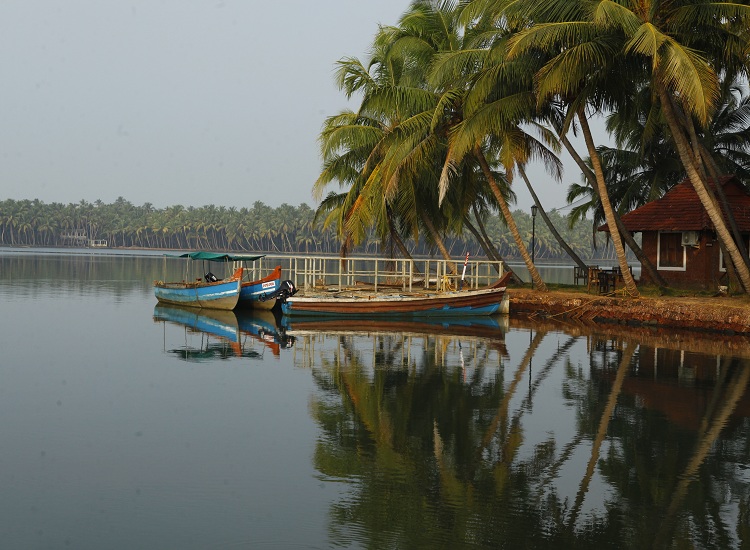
[
  {"left": 290, "top": 317, "right": 750, "bottom": 549},
  {"left": 5, "top": 250, "right": 750, "bottom": 548},
  {"left": 153, "top": 305, "right": 294, "bottom": 362},
  {"left": 148, "top": 303, "right": 750, "bottom": 547},
  {"left": 0, "top": 251, "right": 166, "bottom": 297}
]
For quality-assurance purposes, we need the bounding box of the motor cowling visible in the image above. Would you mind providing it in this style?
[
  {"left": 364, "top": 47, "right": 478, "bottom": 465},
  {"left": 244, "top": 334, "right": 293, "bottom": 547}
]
[{"left": 259, "top": 280, "right": 298, "bottom": 303}]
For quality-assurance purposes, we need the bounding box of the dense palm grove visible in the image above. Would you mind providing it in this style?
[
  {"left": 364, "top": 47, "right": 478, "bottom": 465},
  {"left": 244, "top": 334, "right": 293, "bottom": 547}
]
[
  {"left": 0, "top": 197, "right": 611, "bottom": 261},
  {"left": 313, "top": 0, "right": 750, "bottom": 295}
]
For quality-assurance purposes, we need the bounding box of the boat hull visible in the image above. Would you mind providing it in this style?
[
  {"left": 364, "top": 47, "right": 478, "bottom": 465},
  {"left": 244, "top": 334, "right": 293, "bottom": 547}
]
[
  {"left": 280, "top": 285, "right": 506, "bottom": 317},
  {"left": 154, "top": 278, "right": 241, "bottom": 310},
  {"left": 239, "top": 266, "right": 282, "bottom": 310}
]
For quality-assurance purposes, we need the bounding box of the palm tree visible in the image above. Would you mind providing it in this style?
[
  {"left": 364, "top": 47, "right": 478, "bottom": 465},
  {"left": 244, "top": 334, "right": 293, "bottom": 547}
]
[
  {"left": 427, "top": 13, "right": 559, "bottom": 289},
  {"left": 511, "top": 0, "right": 750, "bottom": 293},
  {"left": 314, "top": 21, "right": 463, "bottom": 272},
  {"left": 387, "top": 0, "right": 552, "bottom": 286}
]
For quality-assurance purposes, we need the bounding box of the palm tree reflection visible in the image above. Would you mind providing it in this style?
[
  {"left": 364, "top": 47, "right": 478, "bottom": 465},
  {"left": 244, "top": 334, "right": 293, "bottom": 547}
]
[{"left": 302, "top": 323, "right": 750, "bottom": 548}]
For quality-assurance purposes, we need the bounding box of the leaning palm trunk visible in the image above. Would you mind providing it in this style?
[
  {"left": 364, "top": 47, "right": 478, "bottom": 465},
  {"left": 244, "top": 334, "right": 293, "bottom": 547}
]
[
  {"left": 475, "top": 147, "right": 548, "bottom": 291},
  {"left": 462, "top": 217, "right": 500, "bottom": 269},
  {"left": 686, "top": 116, "right": 750, "bottom": 277},
  {"left": 518, "top": 165, "right": 587, "bottom": 272},
  {"left": 568, "top": 341, "right": 636, "bottom": 529},
  {"left": 559, "top": 132, "right": 669, "bottom": 290},
  {"left": 419, "top": 210, "right": 458, "bottom": 275},
  {"left": 387, "top": 208, "right": 422, "bottom": 275},
  {"left": 658, "top": 86, "right": 750, "bottom": 293},
  {"left": 577, "top": 110, "right": 639, "bottom": 296},
  {"left": 700, "top": 144, "right": 750, "bottom": 274},
  {"left": 463, "top": 214, "right": 517, "bottom": 278}
]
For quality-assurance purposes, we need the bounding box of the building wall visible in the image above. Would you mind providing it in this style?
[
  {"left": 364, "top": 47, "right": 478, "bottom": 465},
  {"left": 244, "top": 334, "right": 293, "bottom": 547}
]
[{"left": 639, "top": 231, "right": 725, "bottom": 290}]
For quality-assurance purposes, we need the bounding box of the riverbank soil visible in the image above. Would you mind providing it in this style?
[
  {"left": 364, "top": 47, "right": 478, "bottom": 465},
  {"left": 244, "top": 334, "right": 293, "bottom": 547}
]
[{"left": 508, "top": 287, "right": 750, "bottom": 335}]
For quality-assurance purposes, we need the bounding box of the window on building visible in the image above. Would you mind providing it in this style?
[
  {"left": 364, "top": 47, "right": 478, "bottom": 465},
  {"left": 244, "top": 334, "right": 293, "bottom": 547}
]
[{"left": 657, "top": 232, "right": 685, "bottom": 270}]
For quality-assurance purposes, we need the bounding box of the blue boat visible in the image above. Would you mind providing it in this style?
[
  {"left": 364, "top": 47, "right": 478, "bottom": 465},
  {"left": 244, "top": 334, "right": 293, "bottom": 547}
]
[
  {"left": 154, "top": 251, "right": 271, "bottom": 310},
  {"left": 238, "top": 265, "right": 282, "bottom": 310},
  {"left": 154, "top": 266, "right": 243, "bottom": 310}
]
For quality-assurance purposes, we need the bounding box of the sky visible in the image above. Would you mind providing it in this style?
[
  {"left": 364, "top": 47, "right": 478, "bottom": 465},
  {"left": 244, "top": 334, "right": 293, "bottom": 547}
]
[{"left": 0, "top": 0, "right": 584, "bottom": 215}]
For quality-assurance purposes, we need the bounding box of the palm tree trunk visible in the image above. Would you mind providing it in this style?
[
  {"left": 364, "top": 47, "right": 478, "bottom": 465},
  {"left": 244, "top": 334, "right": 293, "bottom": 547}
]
[
  {"left": 577, "top": 110, "right": 639, "bottom": 296},
  {"left": 658, "top": 85, "right": 750, "bottom": 293},
  {"left": 568, "top": 342, "right": 636, "bottom": 529},
  {"left": 464, "top": 210, "right": 516, "bottom": 279},
  {"left": 387, "top": 206, "right": 421, "bottom": 275},
  {"left": 699, "top": 144, "right": 750, "bottom": 272},
  {"left": 559, "top": 132, "right": 669, "bottom": 290},
  {"left": 475, "top": 147, "right": 548, "bottom": 291},
  {"left": 518, "top": 165, "right": 588, "bottom": 271},
  {"left": 419, "top": 210, "right": 458, "bottom": 275}
]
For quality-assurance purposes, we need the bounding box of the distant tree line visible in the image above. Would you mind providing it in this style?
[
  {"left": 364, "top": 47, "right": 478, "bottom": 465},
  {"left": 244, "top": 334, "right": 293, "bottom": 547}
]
[{"left": 0, "top": 196, "right": 619, "bottom": 261}]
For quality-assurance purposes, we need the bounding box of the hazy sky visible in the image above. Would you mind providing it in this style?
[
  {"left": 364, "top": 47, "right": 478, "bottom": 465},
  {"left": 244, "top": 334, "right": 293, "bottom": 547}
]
[{"left": 0, "top": 0, "right": 580, "bottom": 213}]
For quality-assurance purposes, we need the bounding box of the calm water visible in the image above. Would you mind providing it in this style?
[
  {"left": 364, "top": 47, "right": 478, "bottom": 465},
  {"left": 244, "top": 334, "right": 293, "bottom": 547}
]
[{"left": 1, "top": 249, "right": 749, "bottom": 549}]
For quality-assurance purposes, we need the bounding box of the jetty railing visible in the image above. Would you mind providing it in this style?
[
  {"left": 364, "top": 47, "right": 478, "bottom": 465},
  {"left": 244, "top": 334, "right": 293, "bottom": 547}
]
[{"left": 239, "top": 255, "right": 505, "bottom": 292}]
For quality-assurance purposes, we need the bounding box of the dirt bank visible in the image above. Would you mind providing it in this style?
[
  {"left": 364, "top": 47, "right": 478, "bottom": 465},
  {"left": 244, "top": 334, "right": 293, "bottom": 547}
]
[{"left": 508, "top": 288, "right": 750, "bottom": 335}]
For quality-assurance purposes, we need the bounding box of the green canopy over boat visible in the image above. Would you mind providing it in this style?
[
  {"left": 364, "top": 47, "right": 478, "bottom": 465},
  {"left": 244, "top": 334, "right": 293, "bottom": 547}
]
[{"left": 171, "top": 252, "right": 265, "bottom": 262}]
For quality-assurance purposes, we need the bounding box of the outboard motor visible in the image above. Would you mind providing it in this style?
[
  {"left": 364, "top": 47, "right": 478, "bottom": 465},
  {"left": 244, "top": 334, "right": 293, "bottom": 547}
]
[{"left": 259, "top": 280, "right": 298, "bottom": 304}]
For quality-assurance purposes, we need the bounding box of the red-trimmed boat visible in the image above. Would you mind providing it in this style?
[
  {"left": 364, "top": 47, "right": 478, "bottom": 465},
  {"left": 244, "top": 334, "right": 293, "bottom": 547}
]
[
  {"left": 239, "top": 265, "right": 282, "bottom": 310},
  {"left": 154, "top": 252, "right": 281, "bottom": 310},
  {"left": 279, "top": 274, "right": 510, "bottom": 318}
]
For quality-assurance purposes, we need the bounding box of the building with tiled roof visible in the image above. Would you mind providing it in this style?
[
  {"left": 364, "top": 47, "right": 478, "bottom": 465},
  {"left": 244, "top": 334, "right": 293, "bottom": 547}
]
[{"left": 600, "top": 176, "right": 750, "bottom": 290}]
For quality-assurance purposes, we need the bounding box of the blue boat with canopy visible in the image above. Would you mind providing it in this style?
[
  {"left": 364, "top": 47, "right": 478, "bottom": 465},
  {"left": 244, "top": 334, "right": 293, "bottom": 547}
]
[{"left": 153, "top": 251, "right": 277, "bottom": 310}]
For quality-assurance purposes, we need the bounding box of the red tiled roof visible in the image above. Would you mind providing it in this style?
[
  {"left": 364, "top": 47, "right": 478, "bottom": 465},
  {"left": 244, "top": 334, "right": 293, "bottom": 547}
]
[{"left": 600, "top": 176, "right": 750, "bottom": 232}]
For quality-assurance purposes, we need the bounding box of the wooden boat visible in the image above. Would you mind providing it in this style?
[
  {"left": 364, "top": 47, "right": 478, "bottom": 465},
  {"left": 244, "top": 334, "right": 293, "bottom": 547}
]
[
  {"left": 280, "top": 274, "right": 510, "bottom": 318},
  {"left": 154, "top": 251, "right": 278, "bottom": 310},
  {"left": 239, "top": 265, "right": 283, "bottom": 310},
  {"left": 154, "top": 266, "right": 243, "bottom": 310}
]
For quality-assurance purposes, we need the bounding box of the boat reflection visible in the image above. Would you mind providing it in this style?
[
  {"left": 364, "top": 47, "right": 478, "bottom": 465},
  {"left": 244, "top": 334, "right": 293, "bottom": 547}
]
[
  {"left": 284, "top": 314, "right": 509, "bottom": 369},
  {"left": 236, "top": 308, "right": 295, "bottom": 355},
  {"left": 153, "top": 304, "right": 294, "bottom": 362},
  {"left": 282, "top": 314, "right": 509, "bottom": 339}
]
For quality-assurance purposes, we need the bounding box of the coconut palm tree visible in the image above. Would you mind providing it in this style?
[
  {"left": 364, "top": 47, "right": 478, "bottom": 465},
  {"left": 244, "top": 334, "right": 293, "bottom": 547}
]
[
  {"left": 429, "top": 14, "right": 560, "bottom": 289},
  {"left": 314, "top": 19, "right": 471, "bottom": 273},
  {"left": 509, "top": 0, "right": 750, "bottom": 293},
  {"left": 384, "top": 0, "right": 553, "bottom": 286}
]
